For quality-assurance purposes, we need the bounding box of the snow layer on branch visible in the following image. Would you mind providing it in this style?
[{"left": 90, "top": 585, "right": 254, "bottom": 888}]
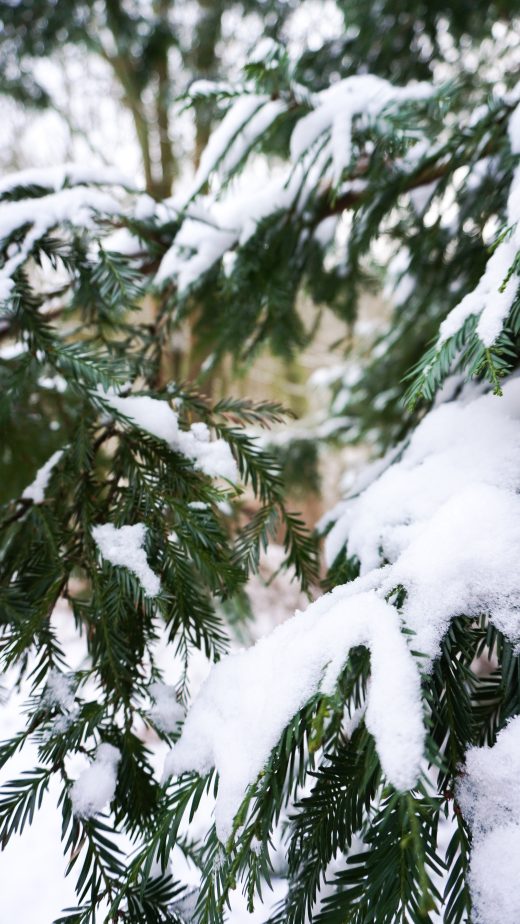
[
  {"left": 155, "top": 74, "right": 431, "bottom": 291},
  {"left": 166, "top": 586, "right": 424, "bottom": 843},
  {"left": 290, "top": 74, "right": 432, "bottom": 187},
  {"left": 326, "top": 378, "right": 520, "bottom": 657},
  {"left": 42, "top": 669, "right": 79, "bottom": 734},
  {"left": 439, "top": 103, "right": 520, "bottom": 346},
  {"left": 0, "top": 163, "right": 128, "bottom": 196},
  {"left": 22, "top": 449, "right": 63, "bottom": 503},
  {"left": 457, "top": 717, "right": 520, "bottom": 924},
  {"left": 70, "top": 743, "right": 121, "bottom": 819},
  {"left": 92, "top": 523, "right": 161, "bottom": 598},
  {"left": 0, "top": 186, "right": 120, "bottom": 301},
  {"left": 168, "top": 380, "right": 520, "bottom": 840},
  {"left": 155, "top": 167, "right": 304, "bottom": 292},
  {"left": 179, "top": 94, "right": 286, "bottom": 207},
  {"left": 105, "top": 392, "right": 238, "bottom": 481}
]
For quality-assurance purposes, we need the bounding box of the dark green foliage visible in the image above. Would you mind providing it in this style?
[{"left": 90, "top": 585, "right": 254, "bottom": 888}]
[{"left": 0, "top": 174, "right": 318, "bottom": 921}]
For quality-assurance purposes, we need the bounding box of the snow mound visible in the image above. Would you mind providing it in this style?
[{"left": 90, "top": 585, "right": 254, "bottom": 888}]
[
  {"left": 167, "top": 587, "right": 424, "bottom": 843},
  {"left": 168, "top": 379, "right": 520, "bottom": 842},
  {"left": 70, "top": 743, "right": 121, "bottom": 819},
  {"left": 92, "top": 522, "right": 161, "bottom": 598},
  {"left": 458, "top": 717, "right": 520, "bottom": 924},
  {"left": 105, "top": 392, "right": 238, "bottom": 482}
]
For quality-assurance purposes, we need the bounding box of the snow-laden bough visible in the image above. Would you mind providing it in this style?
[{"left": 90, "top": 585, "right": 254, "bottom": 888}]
[{"left": 166, "top": 378, "right": 520, "bottom": 843}]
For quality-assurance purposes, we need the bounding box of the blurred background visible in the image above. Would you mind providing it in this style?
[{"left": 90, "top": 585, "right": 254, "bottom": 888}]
[
  {"left": 0, "top": 0, "right": 416, "bottom": 532},
  {"left": 2, "top": 0, "right": 518, "bottom": 524}
]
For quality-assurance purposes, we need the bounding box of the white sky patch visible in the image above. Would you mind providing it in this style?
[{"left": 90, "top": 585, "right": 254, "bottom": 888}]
[
  {"left": 105, "top": 392, "right": 238, "bottom": 482},
  {"left": 92, "top": 522, "right": 161, "bottom": 598},
  {"left": 22, "top": 450, "right": 63, "bottom": 504},
  {"left": 166, "top": 586, "right": 424, "bottom": 844},
  {"left": 457, "top": 717, "right": 520, "bottom": 924},
  {"left": 70, "top": 743, "right": 121, "bottom": 819}
]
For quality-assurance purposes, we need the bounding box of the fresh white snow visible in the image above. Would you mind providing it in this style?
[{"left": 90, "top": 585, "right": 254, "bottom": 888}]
[
  {"left": 105, "top": 391, "right": 238, "bottom": 481},
  {"left": 148, "top": 682, "right": 185, "bottom": 733},
  {"left": 92, "top": 522, "right": 161, "bottom": 597},
  {"left": 155, "top": 73, "right": 433, "bottom": 292},
  {"left": 70, "top": 743, "right": 121, "bottom": 818},
  {"left": 22, "top": 449, "right": 64, "bottom": 504},
  {"left": 166, "top": 585, "right": 424, "bottom": 843},
  {"left": 167, "top": 377, "right": 520, "bottom": 842},
  {"left": 326, "top": 378, "right": 520, "bottom": 657},
  {"left": 0, "top": 163, "right": 128, "bottom": 196},
  {"left": 42, "top": 669, "right": 76, "bottom": 712},
  {"left": 181, "top": 94, "right": 286, "bottom": 206},
  {"left": 457, "top": 717, "right": 520, "bottom": 924},
  {"left": 439, "top": 102, "right": 520, "bottom": 346},
  {"left": 290, "top": 74, "right": 432, "bottom": 187},
  {"left": 0, "top": 186, "right": 121, "bottom": 301}
]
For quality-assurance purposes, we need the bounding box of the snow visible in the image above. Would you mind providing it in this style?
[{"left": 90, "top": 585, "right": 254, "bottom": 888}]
[
  {"left": 438, "top": 102, "right": 520, "bottom": 347},
  {"left": 457, "top": 717, "right": 520, "bottom": 924},
  {"left": 167, "top": 378, "right": 520, "bottom": 842},
  {"left": 156, "top": 165, "right": 307, "bottom": 292},
  {"left": 468, "top": 826, "right": 520, "bottom": 924},
  {"left": 105, "top": 391, "right": 238, "bottom": 481},
  {"left": 43, "top": 670, "right": 76, "bottom": 712},
  {"left": 21, "top": 449, "right": 63, "bottom": 503},
  {"left": 156, "top": 74, "right": 433, "bottom": 291},
  {"left": 70, "top": 743, "right": 121, "bottom": 819},
  {"left": 0, "top": 186, "right": 120, "bottom": 243},
  {"left": 0, "top": 163, "right": 128, "bottom": 196},
  {"left": 0, "top": 340, "right": 28, "bottom": 360},
  {"left": 290, "top": 74, "right": 432, "bottom": 187},
  {"left": 248, "top": 37, "right": 280, "bottom": 65},
  {"left": 176, "top": 93, "right": 284, "bottom": 209},
  {"left": 326, "top": 378, "right": 520, "bottom": 658},
  {"left": 92, "top": 522, "right": 161, "bottom": 598},
  {"left": 38, "top": 373, "right": 68, "bottom": 393},
  {"left": 188, "top": 79, "right": 235, "bottom": 99},
  {"left": 166, "top": 586, "right": 424, "bottom": 843},
  {"left": 198, "top": 96, "right": 285, "bottom": 197},
  {"left": 391, "top": 482, "right": 520, "bottom": 656},
  {"left": 42, "top": 669, "right": 79, "bottom": 734},
  {"left": 148, "top": 682, "right": 185, "bottom": 733},
  {"left": 0, "top": 185, "right": 120, "bottom": 301}
]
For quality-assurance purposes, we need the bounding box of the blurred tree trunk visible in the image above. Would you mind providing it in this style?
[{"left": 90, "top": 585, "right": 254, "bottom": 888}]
[
  {"left": 99, "top": 0, "right": 226, "bottom": 386},
  {"left": 154, "top": 0, "right": 177, "bottom": 199},
  {"left": 191, "top": 0, "right": 224, "bottom": 169}
]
